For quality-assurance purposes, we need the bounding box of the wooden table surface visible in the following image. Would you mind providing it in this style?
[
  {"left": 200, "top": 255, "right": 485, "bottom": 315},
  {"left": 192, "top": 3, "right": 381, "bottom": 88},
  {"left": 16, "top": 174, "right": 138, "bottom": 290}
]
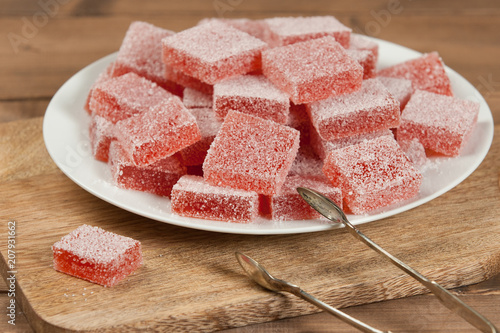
[{"left": 1, "top": 0, "right": 499, "bottom": 332}]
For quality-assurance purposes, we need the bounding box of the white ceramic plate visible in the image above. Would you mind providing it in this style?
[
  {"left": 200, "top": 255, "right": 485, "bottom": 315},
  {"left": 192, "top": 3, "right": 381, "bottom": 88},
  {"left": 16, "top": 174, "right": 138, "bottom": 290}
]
[{"left": 43, "top": 37, "right": 494, "bottom": 235}]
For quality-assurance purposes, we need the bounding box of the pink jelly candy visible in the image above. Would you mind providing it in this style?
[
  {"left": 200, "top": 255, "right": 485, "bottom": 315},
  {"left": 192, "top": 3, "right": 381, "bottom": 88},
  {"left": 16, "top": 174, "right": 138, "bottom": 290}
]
[
  {"left": 114, "top": 96, "right": 201, "bottom": 166},
  {"left": 398, "top": 90, "right": 480, "bottom": 156},
  {"left": 213, "top": 75, "right": 290, "bottom": 123},
  {"left": 349, "top": 34, "right": 379, "bottom": 62},
  {"left": 171, "top": 175, "right": 260, "bottom": 223},
  {"left": 378, "top": 52, "right": 453, "bottom": 96},
  {"left": 263, "top": 16, "right": 351, "bottom": 48},
  {"left": 182, "top": 88, "right": 213, "bottom": 109},
  {"left": 108, "top": 141, "right": 186, "bottom": 197},
  {"left": 262, "top": 36, "right": 363, "bottom": 104},
  {"left": 89, "top": 72, "right": 175, "bottom": 123},
  {"left": 262, "top": 175, "right": 342, "bottom": 221},
  {"left": 179, "top": 108, "right": 222, "bottom": 166},
  {"left": 164, "top": 65, "right": 214, "bottom": 95},
  {"left": 52, "top": 224, "right": 142, "bottom": 287},
  {"left": 203, "top": 110, "right": 300, "bottom": 196},
  {"left": 346, "top": 49, "right": 376, "bottom": 79},
  {"left": 113, "top": 21, "right": 183, "bottom": 96},
  {"left": 198, "top": 17, "right": 268, "bottom": 42},
  {"left": 323, "top": 135, "right": 422, "bottom": 214},
  {"left": 89, "top": 115, "right": 115, "bottom": 162},
  {"left": 307, "top": 78, "right": 400, "bottom": 141},
  {"left": 377, "top": 76, "right": 413, "bottom": 111},
  {"left": 85, "top": 62, "right": 115, "bottom": 114},
  {"left": 162, "top": 20, "right": 267, "bottom": 85}
]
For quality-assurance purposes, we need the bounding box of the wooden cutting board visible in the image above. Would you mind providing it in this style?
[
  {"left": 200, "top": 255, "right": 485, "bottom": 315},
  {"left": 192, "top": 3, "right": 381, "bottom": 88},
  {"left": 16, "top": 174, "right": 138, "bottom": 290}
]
[{"left": 1, "top": 118, "right": 500, "bottom": 332}]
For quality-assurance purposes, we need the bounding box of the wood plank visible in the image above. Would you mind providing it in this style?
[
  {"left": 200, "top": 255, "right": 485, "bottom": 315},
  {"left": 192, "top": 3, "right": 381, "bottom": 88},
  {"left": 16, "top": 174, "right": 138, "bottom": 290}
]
[
  {"left": 0, "top": 100, "right": 49, "bottom": 123},
  {"left": 0, "top": 118, "right": 499, "bottom": 332}
]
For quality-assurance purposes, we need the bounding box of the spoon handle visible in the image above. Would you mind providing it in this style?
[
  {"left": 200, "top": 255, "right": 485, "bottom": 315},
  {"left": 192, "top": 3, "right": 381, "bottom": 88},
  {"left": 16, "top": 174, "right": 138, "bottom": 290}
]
[
  {"left": 291, "top": 288, "right": 391, "bottom": 333},
  {"left": 343, "top": 220, "right": 498, "bottom": 333}
]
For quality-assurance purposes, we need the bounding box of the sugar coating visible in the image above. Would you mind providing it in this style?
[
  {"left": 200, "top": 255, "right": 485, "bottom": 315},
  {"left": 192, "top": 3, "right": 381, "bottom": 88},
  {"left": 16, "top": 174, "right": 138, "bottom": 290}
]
[
  {"left": 287, "top": 146, "right": 325, "bottom": 180},
  {"left": 346, "top": 49, "right": 376, "bottom": 79},
  {"left": 171, "top": 175, "right": 259, "bottom": 223},
  {"left": 378, "top": 52, "right": 453, "bottom": 96},
  {"left": 164, "top": 65, "right": 213, "bottom": 95},
  {"left": 113, "top": 21, "right": 183, "bottom": 96},
  {"left": 85, "top": 62, "right": 115, "bottom": 114},
  {"left": 398, "top": 138, "right": 427, "bottom": 167},
  {"left": 182, "top": 88, "right": 213, "bottom": 108},
  {"left": 108, "top": 141, "right": 186, "bottom": 197},
  {"left": 179, "top": 108, "right": 222, "bottom": 166},
  {"left": 262, "top": 36, "right": 363, "bottom": 104},
  {"left": 323, "top": 135, "right": 422, "bottom": 214},
  {"left": 398, "top": 90, "right": 480, "bottom": 156},
  {"left": 287, "top": 103, "right": 312, "bottom": 146},
  {"left": 203, "top": 111, "right": 300, "bottom": 196},
  {"left": 162, "top": 21, "right": 267, "bottom": 85},
  {"left": 349, "top": 34, "right": 379, "bottom": 61},
  {"left": 263, "top": 175, "right": 342, "bottom": 221},
  {"left": 377, "top": 76, "right": 413, "bottom": 111},
  {"left": 89, "top": 72, "right": 175, "bottom": 123},
  {"left": 307, "top": 78, "right": 400, "bottom": 141},
  {"left": 89, "top": 115, "right": 115, "bottom": 162},
  {"left": 263, "top": 16, "right": 351, "bottom": 48},
  {"left": 310, "top": 126, "right": 394, "bottom": 160},
  {"left": 198, "top": 17, "right": 268, "bottom": 41},
  {"left": 52, "top": 224, "right": 142, "bottom": 287},
  {"left": 114, "top": 96, "right": 201, "bottom": 166},
  {"left": 213, "top": 75, "right": 290, "bottom": 123}
]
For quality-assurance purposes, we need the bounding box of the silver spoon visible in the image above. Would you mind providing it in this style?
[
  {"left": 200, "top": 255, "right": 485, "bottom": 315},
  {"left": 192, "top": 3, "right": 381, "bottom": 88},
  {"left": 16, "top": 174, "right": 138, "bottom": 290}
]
[
  {"left": 235, "top": 251, "right": 392, "bottom": 333},
  {"left": 297, "top": 187, "right": 498, "bottom": 333}
]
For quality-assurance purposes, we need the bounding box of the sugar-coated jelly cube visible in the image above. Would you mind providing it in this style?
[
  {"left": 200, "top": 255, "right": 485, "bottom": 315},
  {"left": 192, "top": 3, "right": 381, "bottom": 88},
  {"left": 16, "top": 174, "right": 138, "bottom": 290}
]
[
  {"left": 85, "top": 62, "right": 115, "bottom": 114},
  {"left": 182, "top": 88, "right": 213, "bottom": 109},
  {"left": 263, "top": 16, "right": 351, "bottom": 48},
  {"left": 162, "top": 20, "right": 267, "bottom": 85},
  {"left": 323, "top": 135, "right": 422, "bottom": 214},
  {"left": 378, "top": 52, "right": 453, "bottom": 96},
  {"left": 213, "top": 75, "right": 289, "bottom": 123},
  {"left": 262, "top": 37, "right": 363, "bottom": 104},
  {"left": 398, "top": 90, "right": 480, "bottom": 156},
  {"left": 89, "top": 72, "right": 175, "bottom": 123},
  {"left": 377, "top": 76, "right": 413, "bottom": 111},
  {"left": 346, "top": 49, "right": 376, "bottom": 79},
  {"left": 171, "top": 175, "right": 259, "bottom": 223},
  {"left": 89, "top": 115, "right": 115, "bottom": 162},
  {"left": 262, "top": 175, "right": 342, "bottom": 221},
  {"left": 307, "top": 78, "right": 400, "bottom": 141},
  {"left": 114, "top": 96, "right": 201, "bottom": 166},
  {"left": 113, "top": 21, "right": 183, "bottom": 96},
  {"left": 108, "top": 141, "right": 186, "bottom": 197},
  {"left": 179, "top": 108, "right": 222, "bottom": 166},
  {"left": 203, "top": 111, "right": 300, "bottom": 196},
  {"left": 52, "top": 224, "right": 142, "bottom": 287}
]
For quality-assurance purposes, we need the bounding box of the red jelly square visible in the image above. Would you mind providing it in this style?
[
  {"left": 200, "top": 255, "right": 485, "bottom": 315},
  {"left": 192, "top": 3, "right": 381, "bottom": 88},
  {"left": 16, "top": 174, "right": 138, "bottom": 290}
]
[
  {"left": 398, "top": 90, "right": 480, "bottom": 156},
  {"left": 323, "top": 136, "right": 422, "bottom": 214},
  {"left": 114, "top": 96, "right": 201, "bottom": 166},
  {"left": 262, "top": 36, "right": 363, "bottom": 104},
  {"left": 52, "top": 224, "right": 142, "bottom": 287},
  {"left": 307, "top": 78, "right": 400, "bottom": 141},
  {"left": 162, "top": 20, "right": 267, "bottom": 85},
  {"left": 171, "top": 175, "right": 259, "bottom": 223},
  {"left": 203, "top": 111, "right": 300, "bottom": 195}
]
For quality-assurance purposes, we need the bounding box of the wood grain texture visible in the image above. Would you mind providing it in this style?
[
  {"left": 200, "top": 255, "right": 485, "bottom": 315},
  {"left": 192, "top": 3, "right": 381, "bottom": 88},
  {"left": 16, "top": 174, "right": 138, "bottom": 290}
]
[{"left": 0, "top": 118, "right": 499, "bottom": 332}]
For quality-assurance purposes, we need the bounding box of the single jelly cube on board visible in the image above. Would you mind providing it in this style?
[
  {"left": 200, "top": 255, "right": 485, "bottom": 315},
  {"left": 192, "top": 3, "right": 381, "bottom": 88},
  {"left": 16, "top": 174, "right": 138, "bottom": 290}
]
[
  {"left": 349, "top": 34, "right": 379, "bottom": 62},
  {"left": 378, "top": 76, "right": 413, "bottom": 112},
  {"left": 89, "top": 115, "right": 115, "bottom": 162},
  {"left": 262, "top": 36, "right": 363, "bottom": 104},
  {"left": 378, "top": 52, "right": 453, "bottom": 96},
  {"left": 310, "top": 126, "right": 394, "bottom": 160},
  {"left": 179, "top": 108, "right": 222, "bottom": 166},
  {"left": 171, "top": 175, "right": 259, "bottom": 223},
  {"left": 263, "top": 16, "right": 351, "bottom": 48},
  {"left": 213, "top": 75, "right": 290, "bottom": 123},
  {"left": 85, "top": 62, "right": 115, "bottom": 114},
  {"left": 52, "top": 224, "right": 142, "bottom": 287},
  {"left": 203, "top": 111, "right": 300, "bottom": 196},
  {"left": 323, "top": 135, "right": 422, "bottom": 214},
  {"left": 398, "top": 138, "right": 427, "bottom": 167},
  {"left": 115, "top": 96, "right": 201, "bottom": 166},
  {"left": 307, "top": 78, "right": 400, "bottom": 141},
  {"left": 346, "top": 49, "right": 376, "bottom": 79},
  {"left": 162, "top": 20, "right": 267, "bottom": 85},
  {"left": 164, "top": 64, "right": 214, "bottom": 95},
  {"left": 108, "top": 141, "right": 186, "bottom": 197},
  {"left": 262, "top": 175, "right": 342, "bottom": 221},
  {"left": 113, "top": 21, "right": 183, "bottom": 96},
  {"left": 89, "top": 72, "right": 175, "bottom": 123},
  {"left": 182, "top": 87, "right": 213, "bottom": 109},
  {"left": 398, "top": 90, "right": 480, "bottom": 156}
]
